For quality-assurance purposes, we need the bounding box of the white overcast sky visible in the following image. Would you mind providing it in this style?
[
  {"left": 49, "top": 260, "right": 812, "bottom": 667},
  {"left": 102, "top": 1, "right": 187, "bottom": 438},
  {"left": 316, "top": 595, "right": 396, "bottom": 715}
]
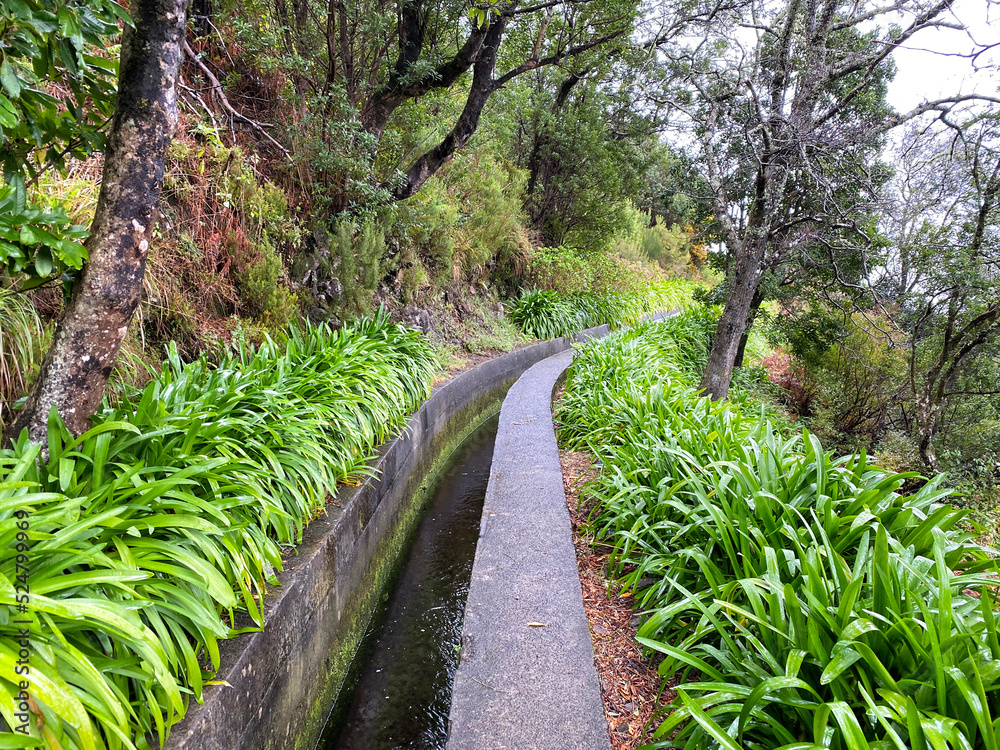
[{"left": 888, "top": 0, "right": 1000, "bottom": 112}]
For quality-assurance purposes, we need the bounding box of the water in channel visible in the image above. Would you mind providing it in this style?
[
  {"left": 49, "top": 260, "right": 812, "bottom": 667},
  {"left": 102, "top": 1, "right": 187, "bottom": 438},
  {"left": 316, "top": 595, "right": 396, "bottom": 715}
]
[{"left": 317, "top": 414, "right": 499, "bottom": 750}]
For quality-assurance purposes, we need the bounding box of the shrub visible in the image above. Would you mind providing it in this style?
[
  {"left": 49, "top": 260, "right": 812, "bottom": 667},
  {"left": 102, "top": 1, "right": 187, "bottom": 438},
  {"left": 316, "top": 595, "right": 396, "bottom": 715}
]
[
  {"left": 508, "top": 255, "right": 701, "bottom": 340},
  {"left": 0, "top": 313, "right": 438, "bottom": 749},
  {"left": 465, "top": 316, "right": 524, "bottom": 353},
  {"left": 558, "top": 315, "right": 1000, "bottom": 750},
  {"left": 507, "top": 289, "right": 582, "bottom": 339},
  {"left": 145, "top": 136, "right": 307, "bottom": 353},
  {"left": 812, "top": 317, "right": 908, "bottom": 443},
  {"left": 527, "top": 245, "right": 594, "bottom": 294},
  {"left": 386, "top": 152, "right": 531, "bottom": 298},
  {"left": 874, "top": 429, "right": 923, "bottom": 474},
  {"left": 327, "top": 221, "right": 389, "bottom": 317},
  {"left": 611, "top": 204, "right": 705, "bottom": 277},
  {"left": 234, "top": 238, "right": 299, "bottom": 326},
  {"left": 447, "top": 152, "right": 531, "bottom": 280},
  {"left": 390, "top": 178, "right": 458, "bottom": 288}
]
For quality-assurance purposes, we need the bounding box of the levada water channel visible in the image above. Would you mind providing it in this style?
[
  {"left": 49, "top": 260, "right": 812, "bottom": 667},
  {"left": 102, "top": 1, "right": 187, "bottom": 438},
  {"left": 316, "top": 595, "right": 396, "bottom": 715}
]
[{"left": 316, "top": 414, "right": 500, "bottom": 749}]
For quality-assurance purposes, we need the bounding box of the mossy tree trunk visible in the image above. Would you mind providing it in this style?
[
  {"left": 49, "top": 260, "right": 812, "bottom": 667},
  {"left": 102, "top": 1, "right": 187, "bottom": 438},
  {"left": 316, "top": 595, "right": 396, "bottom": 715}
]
[{"left": 4, "top": 0, "right": 189, "bottom": 446}]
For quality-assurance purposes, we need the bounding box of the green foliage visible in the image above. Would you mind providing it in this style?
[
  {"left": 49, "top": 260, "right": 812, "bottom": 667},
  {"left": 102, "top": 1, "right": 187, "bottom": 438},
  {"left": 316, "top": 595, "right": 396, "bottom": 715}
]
[
  {"left": 155, "top": 139, "right": 304, "bottom": 341},
  {"left": 224, "top": 0, "right": 640, "bottom": 232},
  {"left": 611, "top": 204, "right": 705, "bottom": 277},
  {"left": 507, "top": 289, "right": 582, "bottom": 339},
  {"left": 464, "top": 316, "right": 524, "bottom": 354},
  {"left": 219, "top": 148, "right": 303, "bottom": 252},
  {"left": 809, "top": 317, "right": 908, "bottom": 448},
  {"left": 0, "top": 0, "right": 126, "bottom": 287},
  {"left": 293, "top": 88, "right": 393, "bottom": 221},
  {"left": 0, "top": 0, "right": 122, "bottom": 176},
  {"left": 527, "top": 245, "right": 659, "bottom": 298},
  {"left": 587, "top": 252, "right": 655, "bottom": 298},
  {"left": 234, "top": 240, "right": 299, "bottom": 326},
  {"left": 557, "top": 317, "right": 1000, "bottom": 749},
  {"left": 770, "top": 310, "right": 911, "bottom": 454},
  {"left": 0, "top": 312, "right": 437, "bottom": 749},
  {"left": 386, "top": 153, "right": 531, "bottom": 299},
  {"left": 507, "top": 279, "right": 699, "bottom": 340},
  {"left": 390, "top": 178, "right": 458, "bottom": 290},
  {"left": 331, "top": 221, "right": 388, "bottom": 317},
  {"left": 526, "top": 245, "right": 594, "bottom": 294},
  {"left": 510, "top": 245, "right": 701, "bottom": 339},
  {"left": 30, "top": 165, "right": 100, "bottom": 226},
  {"left": 214, "top": 147, "right": 303, "bottom": 326},
  {"left": 510, "top": 71, "right": 654, "bottom": 251},
  {"left": 0, "top": 287, "right": 41, "bottom": 426},
  {"left": 873, "top": 430, "right": 922, "bottom": 474},
  {"left": 446, "top": 152, "right": 530, "bottom": 280},
  {"left": 637, "top": 151, "right": 716, "bottom": 234},
  {"left": 0, "top": 177, "right": 89, "bottom": 285},
  {"left": 780, "top": 308, "right": 847, "bottom": 368}
]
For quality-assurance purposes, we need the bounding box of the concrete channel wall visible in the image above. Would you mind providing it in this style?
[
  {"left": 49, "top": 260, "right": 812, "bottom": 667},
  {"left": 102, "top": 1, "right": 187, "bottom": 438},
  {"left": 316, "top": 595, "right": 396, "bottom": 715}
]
[
  {"left": 163, "top": 324, "right": 612, "bottom": 750},
  {"left": 447, "top": 350, "right": 612, "bottom": 749}
]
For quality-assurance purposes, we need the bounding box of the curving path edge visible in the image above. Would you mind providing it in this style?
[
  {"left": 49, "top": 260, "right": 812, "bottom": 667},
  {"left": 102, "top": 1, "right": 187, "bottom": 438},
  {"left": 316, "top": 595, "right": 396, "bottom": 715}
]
[{"left": 446, "top": 349, "right": 612, "bottom": 750}]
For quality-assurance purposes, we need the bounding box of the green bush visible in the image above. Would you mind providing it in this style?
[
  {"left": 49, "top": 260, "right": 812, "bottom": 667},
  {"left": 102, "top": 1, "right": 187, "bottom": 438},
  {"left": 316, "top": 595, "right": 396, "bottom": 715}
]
[
  {"left": 235, "top": 239, "right": 299, "bottom": 326},
  {"left": 446, "top": 153, "right": 530, "bottom": 280},
  {"left": 874, "top": 430, "right": 923, "bottom": 474},
  {"left": 331, "top": 221, "right": 389, "bottom": 317},
  {"left": 610, "top": 204, "right": 705, "bottom": 277},
  {"left": 526, "top": 245, "right": 594, "bottom": 294},
  {"left": 557, "top": 315, "right": 1000, "bottom": 750},
  {"left": 387, "top": 152, "right": 531, "bottom": 297},
  {"left": 507, "top": 277, "right": 700, "bottom": 340},
  {"left": 507, "top": 289, "right": 583, "bottom": 339},
  {"left": 0, "top": 313, "right": 438, "bottom": 749},
  {"left": 391, "top": 178, "right": 458, "bottom": 288},
  {"left": 806, "top": 314, "right": 908, "bottom": 449}
]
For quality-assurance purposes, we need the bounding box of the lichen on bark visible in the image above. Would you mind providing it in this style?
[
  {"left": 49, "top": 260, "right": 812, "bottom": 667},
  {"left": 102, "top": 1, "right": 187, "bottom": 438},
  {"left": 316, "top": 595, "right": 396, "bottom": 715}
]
[{"left": 4, "top": 0, "right": 190, "bottom": 446}]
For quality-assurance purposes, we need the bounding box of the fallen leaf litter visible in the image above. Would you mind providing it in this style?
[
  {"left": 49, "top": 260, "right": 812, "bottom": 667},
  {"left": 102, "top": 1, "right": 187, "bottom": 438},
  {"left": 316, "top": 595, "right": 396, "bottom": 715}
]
[{"left": 559, "top": 448, "right": 677, "bottom": 750}]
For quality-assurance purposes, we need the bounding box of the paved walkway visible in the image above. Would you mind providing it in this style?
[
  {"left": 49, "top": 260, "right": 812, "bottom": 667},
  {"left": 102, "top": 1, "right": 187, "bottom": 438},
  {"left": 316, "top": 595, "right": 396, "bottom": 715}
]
[{"left": 446, "top": 349, "right": 611, "bottom": 750}]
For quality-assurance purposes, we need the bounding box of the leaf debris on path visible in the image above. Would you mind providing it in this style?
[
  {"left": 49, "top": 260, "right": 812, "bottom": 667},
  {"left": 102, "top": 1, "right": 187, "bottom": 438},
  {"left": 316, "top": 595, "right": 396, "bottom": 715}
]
[{"left": 559, "top": 448, "right": 676, "bottom": 750}]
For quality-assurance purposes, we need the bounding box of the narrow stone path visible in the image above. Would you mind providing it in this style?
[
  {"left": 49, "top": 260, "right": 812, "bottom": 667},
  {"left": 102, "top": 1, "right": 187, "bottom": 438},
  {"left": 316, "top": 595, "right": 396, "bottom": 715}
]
[{"left": 446, "top": 350, "right": 611, "bottom": 750}]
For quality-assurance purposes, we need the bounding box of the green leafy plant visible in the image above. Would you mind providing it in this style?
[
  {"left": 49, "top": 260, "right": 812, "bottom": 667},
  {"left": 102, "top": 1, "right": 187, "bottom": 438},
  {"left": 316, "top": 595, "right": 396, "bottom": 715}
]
[
  {"left": 557, "top": 315, "right": 1000, "bottom": 749},
  {"left": 0, "top": 179, "right": 89, "bottom": 285},
  {"left": 527, "top": 245, "right": 594, "bottom": 294},
  {"left": 325, "top": 221, "right": 389, "bottom": 317},
  {"left": 507, "top": 278, "right": 699, "bottom": 340},
  {"left": 0, "top": 312, "right": 438, "bottom": 749},
  {"left": 0, "top": 287, "right": 42, "bottom": 426},
  {"left": 0, "top": 0, "right": 126, "bottom": 287},
  {"left": 507, "top": 289, "right": 583, "bottom": 339},
  {"left": 0, "top": 0, "right": 123, "bottom": 177}
]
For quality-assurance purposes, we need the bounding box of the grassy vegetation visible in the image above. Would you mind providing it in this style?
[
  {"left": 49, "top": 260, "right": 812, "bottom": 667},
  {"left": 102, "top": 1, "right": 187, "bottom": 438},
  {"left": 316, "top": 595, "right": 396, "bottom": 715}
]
[
  {"left": 0, "top": 289, "right": 43, "bottom": 427},
  {"left": 508, "top": 279, "right": 699, "bottom": 340},
  {"left": 557, "top": 314, "right": 1000, "bottom": 749},
  {"left": 0, "top": 313, "right": 437, "bottom": 749}
]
